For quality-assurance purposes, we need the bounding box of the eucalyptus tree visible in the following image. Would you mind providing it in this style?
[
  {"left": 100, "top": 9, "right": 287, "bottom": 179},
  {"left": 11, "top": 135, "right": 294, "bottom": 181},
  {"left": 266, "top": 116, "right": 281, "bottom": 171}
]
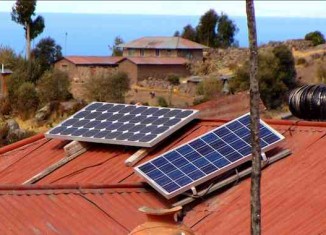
[{"left": 11, "top": 0, "right": 45, "bottom": 60}]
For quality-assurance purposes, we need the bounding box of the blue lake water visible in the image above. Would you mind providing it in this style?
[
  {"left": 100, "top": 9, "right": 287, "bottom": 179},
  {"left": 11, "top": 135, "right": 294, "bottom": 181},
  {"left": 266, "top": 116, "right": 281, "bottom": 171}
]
[{"left": 1, "top": 12, "right": 326, "bottom": 56}]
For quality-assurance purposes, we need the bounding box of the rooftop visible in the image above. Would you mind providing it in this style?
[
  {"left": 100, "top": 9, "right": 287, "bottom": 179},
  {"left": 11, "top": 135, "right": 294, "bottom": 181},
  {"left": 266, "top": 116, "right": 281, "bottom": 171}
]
[
  {"left": 61, "top": 56, "right": 124, "bottom": 65},
  {"left": 123, "top": 57, "right": 188, "bottom": 65},
  {"left": 0, "top": 118, "right": 325, "bottom": 234},
  {"left": 119, "top": 37, "right": 208, "bottom": 50}
]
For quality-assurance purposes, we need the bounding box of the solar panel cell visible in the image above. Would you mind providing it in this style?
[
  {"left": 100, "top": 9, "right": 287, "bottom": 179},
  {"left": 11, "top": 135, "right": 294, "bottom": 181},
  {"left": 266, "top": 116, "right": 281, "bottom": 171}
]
[
  {"left": 188, "top": 170, "right": 205, "bottom": 180},
  {"left": 162, "top": 182, "right": 179, "bottom": 193},
  {"left": 175, "top": 176, "right": 192, "bottom": 186}
]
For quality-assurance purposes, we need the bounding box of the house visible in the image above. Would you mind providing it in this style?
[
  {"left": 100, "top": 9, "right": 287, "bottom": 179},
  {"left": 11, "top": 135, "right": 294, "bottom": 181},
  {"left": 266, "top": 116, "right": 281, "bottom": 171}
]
[
  {"left": 0, "top": 64, "right": 12, "bottom": 97},
  {"left": 118, "top": 37, "right": 208, "bottom": 83},
  {"left": 54, "top": 56, "right": 124, "bottom": 99},
  {"left": 0, "top": 113, "right": 325, "bottom": 234},
  {"left": 118, "top": 57, "right": 189, "bottom": 84}
]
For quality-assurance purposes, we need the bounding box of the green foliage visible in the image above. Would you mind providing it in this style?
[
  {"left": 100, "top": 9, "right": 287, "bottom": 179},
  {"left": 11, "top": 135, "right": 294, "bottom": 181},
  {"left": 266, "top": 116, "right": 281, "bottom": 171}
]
[
  {"left": 177, "top": 9, "right": 238, "bottom": 49},
  {"left": 11, "top": 0, "right": 45, "bottom": 59},
  {"left": 167, "top": 74, "right": 180, "bottom": 86},
  {"left": 305, "top": 31, "right": 325, "bottom": 46},
  {"left": 37, "top": 69, "right": 71, "bottom": 104},
  {"left": 196, "top": 76, "right": 222, "bottom": 99},
  {"left": 157, "top": 96, "right": 168, "bottom": 107},
  {"left": 196, "top": 9, "right": 218, "bottom": 47},
  {"left": 85, "top": 71, "right": 130, "bottom": 103},
  {"left": 110, "top": 36, "right": 124, "bottom": 56},
  {"left": 230, "top": 46, "right": 297, "bottom": 109},
  {"left": 216, "top": 13, "right": 239, "bottom": 48},
  {"left": 316, "top": 64, "right": 326, "bottom": 83},
  {"left": 173, "top": 31, "right": 180, "bottom": 37},
  {"left": 32, "top": 37, "right": 62, "bottom": 73},
  {"left": 181, "top": 24, "right": 197, "bottom": 42},
  {"left": 0, "top": 46, "right": 19, "bottom": 70},
  {"left": 15, "top": 82, "right": 39, "bottom": 119}
]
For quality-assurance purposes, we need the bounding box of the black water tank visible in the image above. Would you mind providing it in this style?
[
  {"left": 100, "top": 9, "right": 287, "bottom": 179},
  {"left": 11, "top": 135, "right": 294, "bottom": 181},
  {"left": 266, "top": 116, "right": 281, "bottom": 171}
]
[{"left": 289, "top": 84, "right": 326, "bottom": 120}]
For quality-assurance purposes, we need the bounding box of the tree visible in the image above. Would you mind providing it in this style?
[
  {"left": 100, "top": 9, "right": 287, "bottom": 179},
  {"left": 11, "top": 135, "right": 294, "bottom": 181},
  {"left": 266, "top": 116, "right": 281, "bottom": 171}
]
[
  {"left": 32, "top": 37, "right": 63, "bottom": 73},
  {"left": 85, "top": 71, "right": 130, "bottom": 103},
  {"left": 173, "top": 31, "right": 180, "bottom": 37},
  {"left": 15, "top": 82, "right": 39, "bottom": 119},
  {"left": 0, "top": 46, "right": 19, "bottom": 70},
  {"left": 37, "top": 69, "right": 71, "bottom": 104},
  {"left": 167, "top": 74, "right": 180, "bottom": 106},
  {"left": 216, "top": 13, "right": 239, "bottom": 48},
  {"left": 230, "top": 46, "right": 296, "bottom": 109},
  {"left": 110, "top": 36, "right": 124, "bottom": 56},
  {"left": 246, "top": 0, "right": 261, "bottom": 234},
  {"left": 305, "top": 31, "right": 325, "bottom": 46},
  {"left": 181, "top": 24, "right": 197, "bottom": 42},
  {"left": 196, "top": 9, "right": 219, "bottom": 47},
  {"left": 11, "top": 0, "right": 45, "bottom": 60}
]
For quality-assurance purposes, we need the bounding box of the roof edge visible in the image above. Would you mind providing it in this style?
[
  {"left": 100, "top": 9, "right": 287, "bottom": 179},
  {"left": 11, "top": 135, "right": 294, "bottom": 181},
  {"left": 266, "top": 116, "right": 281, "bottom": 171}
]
[
  {"left": 0, "top": 133, "right": 44, "bottom": 155},
  {"left": 0, "top": 183, "right": 147, "bottom": 193}
]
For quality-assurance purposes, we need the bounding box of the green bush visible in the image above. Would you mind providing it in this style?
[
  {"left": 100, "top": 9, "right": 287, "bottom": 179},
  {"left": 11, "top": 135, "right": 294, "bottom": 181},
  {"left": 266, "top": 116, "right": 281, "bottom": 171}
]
[
  {"left": 305, "top": 31, "right": 325, "bottom": 46},
  {"left": 37, "top": 69, "right": 71, "bottom": 104},
  {"left": 85, "top": 71, "right": 130, "bottom": 103},
  {"left": 15, "top": 82, "right": 39, "bottom": 119},
  {"left": 167, "top": 74, "right": 180, "bottom": 86},
  {"left": 157, "top": 96, "right": 168, "bottom": 107},
  {"left": 196, "top": 76, "right": 222, "bottom": 99},
  {"left": 230, "top": 45, "right": 297, "bottom": 109}
]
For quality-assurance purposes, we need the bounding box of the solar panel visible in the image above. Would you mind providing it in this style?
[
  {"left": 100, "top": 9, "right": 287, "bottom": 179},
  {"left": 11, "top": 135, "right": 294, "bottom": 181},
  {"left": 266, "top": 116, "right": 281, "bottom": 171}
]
[
  {"left": 45, "top": 102, "right": 199, "bottom": 147},
  {"left": 134, "top": 113, "right": 285, "bottom": 199}
]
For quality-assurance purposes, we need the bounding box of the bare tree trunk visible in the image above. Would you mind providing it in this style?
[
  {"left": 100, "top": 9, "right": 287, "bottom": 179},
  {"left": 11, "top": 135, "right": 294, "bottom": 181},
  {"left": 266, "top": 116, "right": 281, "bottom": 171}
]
[
  {"left": 246, "top": 1, "right": 262, "bottom": 235},
  {"left": 25, "top": 22, "right": 31, "bottom": 60}
]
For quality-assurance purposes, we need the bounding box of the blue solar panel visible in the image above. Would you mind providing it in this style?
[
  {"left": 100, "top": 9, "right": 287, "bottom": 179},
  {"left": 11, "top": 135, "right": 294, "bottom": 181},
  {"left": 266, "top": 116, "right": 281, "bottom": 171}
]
[
  {"left": 135, "top": 113, "right": 285, "bottom": 199},
  {"left": 45, "top": 102, "right": 199, "bottom": 147}
]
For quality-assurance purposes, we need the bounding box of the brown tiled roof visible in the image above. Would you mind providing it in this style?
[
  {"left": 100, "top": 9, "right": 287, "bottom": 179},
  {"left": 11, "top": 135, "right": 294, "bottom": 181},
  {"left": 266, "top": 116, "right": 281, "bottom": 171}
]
[
  {"left": 0, "top": 118, "right": 326, "bottom": 234},
  {"left": 62, "top": 56, "right": 124, "bottom": 65},
  {"left": 124, "top": 57, "right": 188, "bottom": 65},
  {"left": 119, "top": 37, "right": 208, "bottom": 49}
]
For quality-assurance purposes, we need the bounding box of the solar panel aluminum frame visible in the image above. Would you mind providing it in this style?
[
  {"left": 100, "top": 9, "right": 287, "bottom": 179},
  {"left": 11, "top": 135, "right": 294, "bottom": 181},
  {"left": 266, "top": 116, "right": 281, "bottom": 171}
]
[
  {"left": 134, "top": 113, "right": 285, "bottom": 199},
  {"left": 45, "top": 102, "right": 199, "bottom": 148}
]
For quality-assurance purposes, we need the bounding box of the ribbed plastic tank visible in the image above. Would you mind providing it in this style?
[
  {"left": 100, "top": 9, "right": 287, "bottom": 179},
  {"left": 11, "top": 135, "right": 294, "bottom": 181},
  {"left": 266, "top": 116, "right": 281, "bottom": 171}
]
[{"left": 289, "top": 84, "right": 326, "bottom": 120}]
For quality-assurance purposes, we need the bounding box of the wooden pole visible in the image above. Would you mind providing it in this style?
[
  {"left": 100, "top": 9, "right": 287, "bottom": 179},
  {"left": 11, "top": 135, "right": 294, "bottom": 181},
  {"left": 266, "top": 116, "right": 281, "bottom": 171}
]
[{"left": 245, "top": 0, "right": 262, "bottom": 234}]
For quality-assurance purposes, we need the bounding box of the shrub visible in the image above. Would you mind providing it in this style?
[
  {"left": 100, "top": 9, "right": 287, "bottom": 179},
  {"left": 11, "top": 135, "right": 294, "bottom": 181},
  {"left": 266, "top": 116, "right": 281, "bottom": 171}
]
[
  {"left": 230, "top": 45, "right": 297, "bottom": 109},
  {"left": 167, "top": 74, "right": 180, "bottom": 86},
  {"left": 157, "top": 96, "right": 168, "bottom": 107},
  {"left": 196, "top": 76, "right": 222, "bottom": 99},
  {"left": 296, "top": 57, "right": 307, "bottom": 65},
  {"left": 0, "top": 97, "right": 11, "bottom": 116},
  {"left": 305, "top": 31, "right": 325, "bottom": 46},
  {"left": 37, "top": 69, "right": 71, "bottom": 104},
  {"left": 316, "top": 64, "right": 326, "bottom": 83},
  {"left": 15, "top": 82, "right": 39, "bottom": 119},
  {"left": 85, "top": 71, "right": 130, "bottom": 103}
]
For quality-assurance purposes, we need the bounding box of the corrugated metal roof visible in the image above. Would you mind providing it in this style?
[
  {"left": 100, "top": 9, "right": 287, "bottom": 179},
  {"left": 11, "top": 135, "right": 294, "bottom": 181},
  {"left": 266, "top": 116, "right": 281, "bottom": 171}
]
[
  {"left": 0, "top": 119, "right": 325, "bottom": 234},
  {"left": 0, "top": 184, "right": 167, "bottom": 234},
  {"left": 0, "top": 68, "right": 13, "bottom": 74},
  {"left": 192, "top": 92, "right": 267, "bottom": 119},
  {"left": 124, "top": 57, "right": 188, "bottom": 65},
  {"left": 119, "top": 37, "right": 208, "bottom": 49},
  {"left": 63, "top": 56, "right": 124, "bottom": 65}
]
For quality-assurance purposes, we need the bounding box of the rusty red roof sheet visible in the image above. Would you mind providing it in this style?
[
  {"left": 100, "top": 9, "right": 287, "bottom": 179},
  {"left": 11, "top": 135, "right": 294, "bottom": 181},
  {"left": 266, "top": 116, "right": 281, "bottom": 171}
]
[
  {"left": 0, "top": 119, "right": 325, "bottom": 234},
  {"left": 124, "top": 57, "right": 188, "bottom": 65},
  {"left": 119, "top": 37, "right": 208, "bottom": 49},
  {"left": 62, "top": 56, "right": 124, "bottom": 65},
  {"left": 192, "top": 92, "right": 267, "bottom": 119}
]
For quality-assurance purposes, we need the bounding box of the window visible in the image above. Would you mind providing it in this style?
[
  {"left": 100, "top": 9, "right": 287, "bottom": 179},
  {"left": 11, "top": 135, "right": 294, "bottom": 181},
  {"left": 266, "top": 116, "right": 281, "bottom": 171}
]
[
  {"left": 167, "top": 49, "right": 172, "bottom": 56},
  {"left": 128, "top": 49, "right": 136, "bottom": 56},
  {"left": 155, "top": 49, "right": 160, "bottom": 57},
  {"left": 140, "top": 49, "right": 145, "bottom": 57},
  {"left": 61, "top": 64, "right": 68, "bottom": 71}
]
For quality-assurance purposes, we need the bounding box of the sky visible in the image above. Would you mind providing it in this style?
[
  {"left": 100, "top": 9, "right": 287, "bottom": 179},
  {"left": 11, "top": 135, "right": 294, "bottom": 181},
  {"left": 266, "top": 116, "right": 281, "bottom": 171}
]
[{"left": 1, "top": 1, "right": 326, "bottom": 18}]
